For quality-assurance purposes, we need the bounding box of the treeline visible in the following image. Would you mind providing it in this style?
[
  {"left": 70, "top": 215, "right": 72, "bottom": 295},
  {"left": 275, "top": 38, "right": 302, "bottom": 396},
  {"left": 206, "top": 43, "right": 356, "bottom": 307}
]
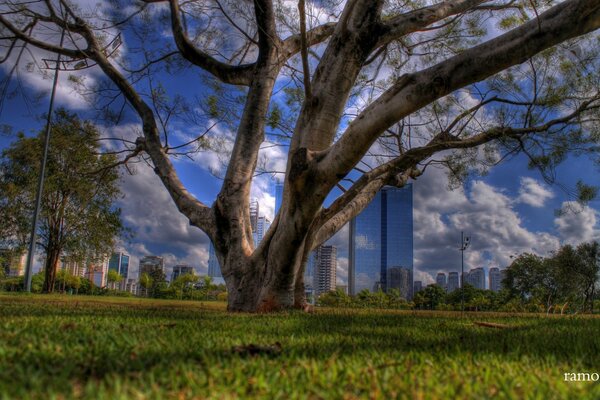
[
  {"left": 0, "top": 270, "right": 228, "bottom": 301},
  {"left": 319, "top": 242, "right": 600, "bottom": 314}
]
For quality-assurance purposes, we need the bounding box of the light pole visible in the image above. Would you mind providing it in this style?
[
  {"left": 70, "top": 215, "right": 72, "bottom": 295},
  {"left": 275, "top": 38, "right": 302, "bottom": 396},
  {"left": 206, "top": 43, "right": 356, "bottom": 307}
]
[
  {"left": 460, "top": 231, "right": 470, "bottom": 314},
  {"left": 23, "top": 30, "right": 123, "bottom": 292},
  {"left": 23, "top": 29, "right": 66, "bottom": 292}
]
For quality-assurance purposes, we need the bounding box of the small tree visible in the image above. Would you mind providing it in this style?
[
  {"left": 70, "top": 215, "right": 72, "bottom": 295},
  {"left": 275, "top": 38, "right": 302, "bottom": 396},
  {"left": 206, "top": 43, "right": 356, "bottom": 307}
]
[
  {"left": 138, "top": 273, "right": 152, "bottom": 298},
  {"left": 0, "top": 111, "right": 126, "bottom": 293},
  {"left": 107, "top": 269, "right": 124, "bottom": 290},
  {"left": 171, "top": 272, "right": 199, "bottom": 300}
]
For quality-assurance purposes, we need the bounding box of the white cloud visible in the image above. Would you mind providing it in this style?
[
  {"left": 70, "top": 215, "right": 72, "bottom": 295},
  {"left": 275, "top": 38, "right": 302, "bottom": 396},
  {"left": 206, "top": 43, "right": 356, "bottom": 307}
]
[
  {"left": 517, "top": 177, "right": 554, "bottom": 207},
  {"left": 413, "top": 167, "right": 561, "bottom": 283},
  {"left": 554, "top": 202, "right": 599, "bottom": 245}
]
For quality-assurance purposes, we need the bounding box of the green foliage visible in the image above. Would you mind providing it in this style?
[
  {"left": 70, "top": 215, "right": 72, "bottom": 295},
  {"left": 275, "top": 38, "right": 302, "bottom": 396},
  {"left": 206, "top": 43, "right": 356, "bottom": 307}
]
[
  {"left": 413, "top": 284, "right": 447, "bottom": 310},
  {"left": 503, "top": 242, "right": 600, "bottom": 313},
  {"left": 107, "top": 269, "right": 124, "bottom": 285},
  {"left": 0, "top": 110, "right": 126, "bottom": 291},
  {"left": 0, "top": 295, "right": 599, "bottom": 399}
]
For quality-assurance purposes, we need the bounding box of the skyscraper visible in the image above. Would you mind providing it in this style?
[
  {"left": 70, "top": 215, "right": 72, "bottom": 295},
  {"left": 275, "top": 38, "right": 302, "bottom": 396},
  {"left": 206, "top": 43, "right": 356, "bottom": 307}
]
[
  {"left": 208, "top": 242, "right": 222, "bottom": 278},
  {"left": 274, "top": 180, "right": 284, "bottom": 215},
  {"left": 172, "top": 264, "right": 194, "bottom": 281},
  {"left": 447, "top": 272, "right": 459, "bottom": 292},
  {"left": 108, "top": 252, "right": 131, "bottom": 290},
  {"left": 60, "top": 256, "right": 87, "bottom": 278},
  {"left": 413, "top": 280, "right": 423, "bottom": 295},
  {"left": 349, "top": 184, "right": 413, "bottom": 295},
  {"left": 466, "top": 267, "right": 486, "bottom": 290},
  {"left": 387, "top": 266, "right": 413, "bottom": 299},
  {"left": 89, "top": 257, "right": 108, "bottom": 288},
  {"left": 489, "top": 267, "right": 502, "bottom": 292},
  {"left": 314, "top": 245, "right": 337, "bottom": 298},
  {"left": 436, "top": 272, "right": 447, "bottom": 289},
  {"left": 0, "top": 249, "right": 25, "bottom": 277},
  {"left": 139, "top": 255, "right": 163, "bottom": 276},
  {"left": 249, "top": 199, "right": 259, "bottom": 233},
  {"left": 253, "top": 216, "right": 271, "bottom": 247}
]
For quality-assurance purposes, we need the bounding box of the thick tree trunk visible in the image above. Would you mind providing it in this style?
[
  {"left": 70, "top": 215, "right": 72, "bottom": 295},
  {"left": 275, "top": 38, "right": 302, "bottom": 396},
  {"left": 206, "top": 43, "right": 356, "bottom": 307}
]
[
  {"left": 42, "top": 247, "right": 60, "bottom": 293},
  {"left": 221, "top": 245, "right": 308, "bottom": 312}
]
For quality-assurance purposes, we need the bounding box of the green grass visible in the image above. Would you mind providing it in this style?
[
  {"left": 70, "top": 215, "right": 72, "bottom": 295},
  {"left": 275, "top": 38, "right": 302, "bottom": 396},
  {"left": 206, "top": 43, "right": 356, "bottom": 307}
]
[{"left": 1, "top": 294, "right": 599, "bottom": 399}]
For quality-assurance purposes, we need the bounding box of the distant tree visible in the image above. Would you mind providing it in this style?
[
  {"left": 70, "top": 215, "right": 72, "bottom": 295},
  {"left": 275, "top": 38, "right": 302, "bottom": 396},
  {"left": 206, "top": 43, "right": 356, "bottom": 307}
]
[
  {"left": 171, "top": 272, "right": 199, "bottom": 300},
  {"left": 147, "top": 268, "right": 167, "bottom": 298},
  {"left": 107, "top": 269, "right": 124, "bottom": 290},
  {"left": 574, "top": 242, "right": 600, "bottom": 313},
  {"left": 318, "top": 288, "right": 352, "bottom": 307},
  {"left": 414, "top": 285, "right": 446, "bottom": 310},
  {"left": 0, "top": 111, "right": 126, "bottom": 293},
  {"left": 138, "top": 273, "right": 152, "bottom": 298}
]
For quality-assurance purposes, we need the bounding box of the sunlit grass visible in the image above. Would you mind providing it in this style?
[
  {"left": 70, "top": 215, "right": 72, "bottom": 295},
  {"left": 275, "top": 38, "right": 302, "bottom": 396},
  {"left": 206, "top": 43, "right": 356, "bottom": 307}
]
[{"left": 1, "top": 294, "right": 598, "bottom": 399}]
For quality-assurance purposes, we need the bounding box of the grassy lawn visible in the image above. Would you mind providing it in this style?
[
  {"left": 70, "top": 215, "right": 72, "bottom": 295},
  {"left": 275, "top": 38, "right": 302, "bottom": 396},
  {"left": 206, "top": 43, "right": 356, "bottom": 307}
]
[{"left": 0, "top": 294, "right": 599, "bottom": 399}]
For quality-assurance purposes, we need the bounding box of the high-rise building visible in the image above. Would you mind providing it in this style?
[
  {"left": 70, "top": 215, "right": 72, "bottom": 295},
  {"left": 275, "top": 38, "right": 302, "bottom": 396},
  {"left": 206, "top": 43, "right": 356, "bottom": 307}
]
[
  {"left": 109, "top": 252, "right": 131, "bottom": 290},
  {"left": 249, "top": 199, "right": 260, "bottom": 233},
  {"left": 0, "top": 249, "right": 25, "bottom": 277},
  {"left": 139, "top": 255, "right": 163, "bottom": 277},
  {"left": 413, "top": 280, "right": 423, "bottom": 295},
  {"left": 60, "top": 256, "right": 87, "bottom": 278},
  {"left": 171, "top": 264, "right": 194, "bottom": 281},
  {"left": 314, "top": 245, "right": 337, "bottom": 298},
  {"left": 349, "top": 185, "right": 413, "bottom": 295},
  {"left": 387, "top": 266, "right": 413, "bottom": 299},
  {"left": 253, "top": 216, "right": 271, "bottom": 247},
  {"left": 489, "top": 267, "right": 502, "bottom": 292},
  {"left": 274, "top": 181, "right": 284, "bottom": 215},
  {"left": 436, "top": 272, "right": 447, "bottom": 289},
  {"left": 207, "top": 242, "right": 222, "bottom": 278},
  {"left": 466, "top": 267, "right": 486, "bottom": 290},
  {"left": 447, "top": 272, "right": 460, "bottom": 292},
  {"left": 89, "top": 257, "right": 109, "bottom": 288},
  {"left": 500, "top": 269, "right": 507, "bottom": 289}
]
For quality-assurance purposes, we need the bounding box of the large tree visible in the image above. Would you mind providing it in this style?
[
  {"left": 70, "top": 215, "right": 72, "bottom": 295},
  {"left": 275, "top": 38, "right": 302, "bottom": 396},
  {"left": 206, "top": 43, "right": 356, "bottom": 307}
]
[
  {"left": 0, "top": 110, "right": 125, "bottom": 292},
  {"left": 1, "top": 1, "right": 600, "bottom": 311}
]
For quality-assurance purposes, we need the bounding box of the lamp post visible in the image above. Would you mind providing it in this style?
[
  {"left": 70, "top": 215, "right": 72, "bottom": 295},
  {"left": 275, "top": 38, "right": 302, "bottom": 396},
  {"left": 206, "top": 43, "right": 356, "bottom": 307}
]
[
  {"left": 460, "top": 231, "right": 470, "bottom": 314},
  {"left": 23, "top": 30, "right": 123, "bottom": 292},
  {"left": 23, "top": 29, "right": 66, "bottom": 292}
]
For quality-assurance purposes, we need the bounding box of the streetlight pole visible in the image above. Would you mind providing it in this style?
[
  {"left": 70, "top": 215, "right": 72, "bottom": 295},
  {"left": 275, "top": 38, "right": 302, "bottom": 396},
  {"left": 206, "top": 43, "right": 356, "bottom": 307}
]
[
  {"left": 460, "top": 231, "right": 470, "bottom": 314},
  {"left": 23, "top": 29, "right": 65, "bottom": 292}
]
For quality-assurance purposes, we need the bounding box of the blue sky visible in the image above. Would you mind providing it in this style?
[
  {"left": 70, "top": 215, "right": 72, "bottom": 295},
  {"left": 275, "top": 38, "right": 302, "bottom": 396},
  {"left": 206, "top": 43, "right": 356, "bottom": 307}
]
[{"left": 1, "top": 1, "right": 599, "bottom": 286}]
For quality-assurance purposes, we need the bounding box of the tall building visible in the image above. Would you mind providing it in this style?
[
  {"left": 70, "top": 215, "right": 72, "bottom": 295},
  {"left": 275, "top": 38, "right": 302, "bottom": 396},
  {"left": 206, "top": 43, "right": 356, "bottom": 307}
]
[
  {"left": 413, "top": 280, "right": 423, "bottom": 295},
  {"left": 207, "top": 242, "right": 222, "bottom": 278},
  {"left": 436, "top": 272, "right": 447, "bottom": 289},
  {"left": 466, "top": 267, "right": 486, "bottom": 290},
  {"left": 253, "top": 216, "right": 271, "bottom": 247},
  {"left": 274, "top": 180, "right": 284, "bottom": 215},
  {"left": 109, "top": 252, "right": 131, "bottom": 290},
  {"left": 139, "top": 255, "right": 163, "bottom": 277},
  {"left": 172, "top": 264, "right": 194, "bottom": 281},
  {"left": 249, "top": 199, "right": 260, "bottom": 233},
  {"left": 447, "top": 272, "right": 459, "bottom": 292},
  {"left": 349, "top": 185, "right": 413, "bottom": 295},
  {"left": 314, "top": 245, "right": 337, "bottom": 298},
  {"left": 88, "top": 257, "right": 109, "bottom": 288},
  {"left": 0, "top": 249, "right": 25, "bottom": 277},
  {"left": 387, "top": 266, "right": 413, "bottom": 299},
  {"left": 489, "top": 267, "right": 502, "bottom": 292},
  {"left": 60, "top": 256, "right": 87, "bottom": 278}
]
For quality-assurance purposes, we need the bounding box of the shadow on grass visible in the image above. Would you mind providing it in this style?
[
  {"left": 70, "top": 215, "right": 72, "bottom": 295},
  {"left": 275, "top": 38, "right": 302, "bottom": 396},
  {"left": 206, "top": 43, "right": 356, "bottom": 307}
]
[{"left": 1, "top": 298, "right": 599, "bottom": 397}]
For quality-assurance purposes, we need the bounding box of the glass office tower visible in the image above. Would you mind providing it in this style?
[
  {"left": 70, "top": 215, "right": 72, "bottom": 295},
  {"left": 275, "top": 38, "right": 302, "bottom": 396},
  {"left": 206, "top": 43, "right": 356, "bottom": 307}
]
[{"left": 349, "top": 184, "right": 413, "bottom": 298}]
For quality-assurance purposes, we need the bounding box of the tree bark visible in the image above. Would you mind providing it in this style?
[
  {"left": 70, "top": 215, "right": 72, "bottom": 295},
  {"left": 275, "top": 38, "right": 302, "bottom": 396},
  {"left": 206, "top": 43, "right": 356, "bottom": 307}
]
[{"left": 42, "top": 247, "right": 60, "bottom": 293}]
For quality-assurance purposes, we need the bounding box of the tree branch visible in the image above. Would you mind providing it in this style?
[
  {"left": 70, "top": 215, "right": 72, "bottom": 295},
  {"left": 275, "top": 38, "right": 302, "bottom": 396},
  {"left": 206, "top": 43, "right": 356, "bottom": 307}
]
[
  {"left": 322, "top": 0, "right": 600, "bottom": 180},
  {"left": 167, "top": 0, "right": 254, "bottom": 86}
]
